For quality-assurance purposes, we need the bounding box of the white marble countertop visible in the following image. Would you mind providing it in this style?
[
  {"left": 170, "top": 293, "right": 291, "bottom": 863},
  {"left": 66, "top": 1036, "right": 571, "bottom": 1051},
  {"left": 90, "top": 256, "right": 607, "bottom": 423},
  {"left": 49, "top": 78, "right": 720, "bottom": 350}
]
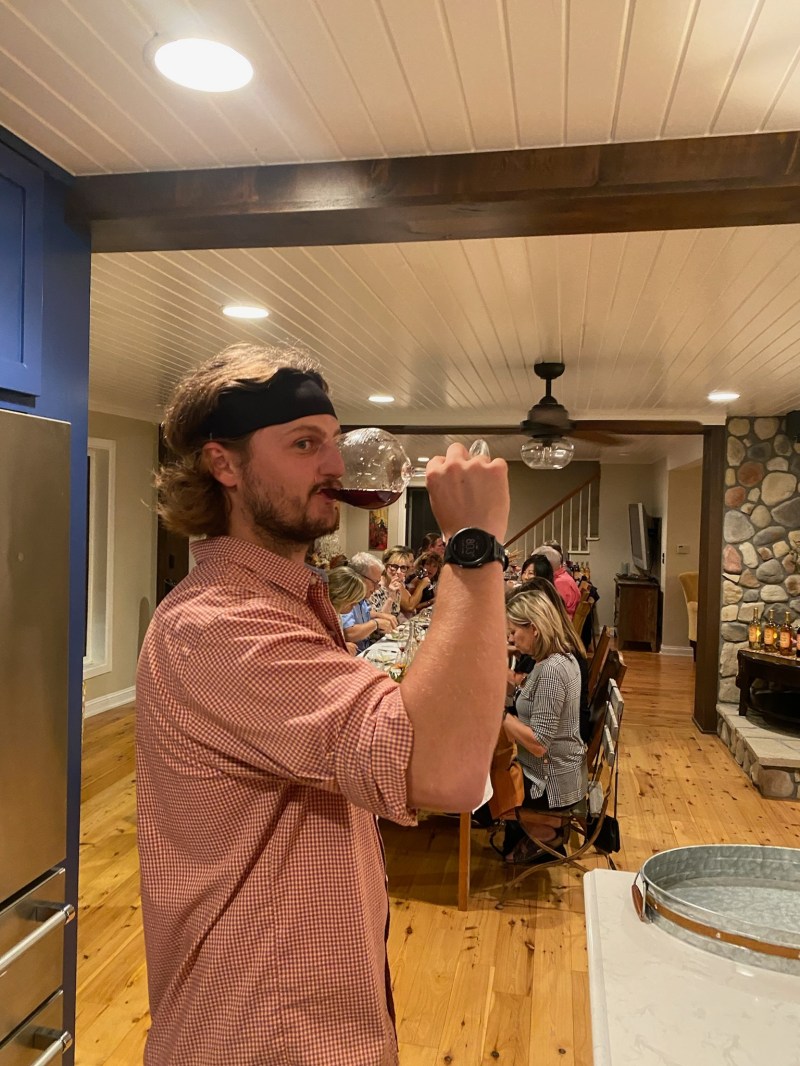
[{"left": 584, "top": 869, "right": 800, "bottom": 1066}]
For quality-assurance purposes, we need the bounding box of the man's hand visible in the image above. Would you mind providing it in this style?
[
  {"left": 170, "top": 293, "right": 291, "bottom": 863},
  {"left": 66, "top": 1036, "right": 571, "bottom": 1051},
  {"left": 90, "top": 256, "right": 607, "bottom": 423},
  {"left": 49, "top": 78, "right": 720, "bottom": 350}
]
[
  {"left": 425, "top": 443, "right": 509, "bottom": 543},
  {"left": 375, "top": 616, "right": 397, "bottom": 634}
]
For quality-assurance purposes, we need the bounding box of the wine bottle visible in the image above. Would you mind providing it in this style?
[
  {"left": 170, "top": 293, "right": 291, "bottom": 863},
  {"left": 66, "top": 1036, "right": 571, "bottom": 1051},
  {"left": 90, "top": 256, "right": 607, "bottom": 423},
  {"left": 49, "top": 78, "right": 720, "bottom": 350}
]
[
  {"left": 763, "top": 608, "right": 777, "bottom": 652},
  {"left": 747, "top": 608, "right": 762, "bottom": 651},
  {"left": 779, "top": 611, "right": 793, "bottom": 657}
]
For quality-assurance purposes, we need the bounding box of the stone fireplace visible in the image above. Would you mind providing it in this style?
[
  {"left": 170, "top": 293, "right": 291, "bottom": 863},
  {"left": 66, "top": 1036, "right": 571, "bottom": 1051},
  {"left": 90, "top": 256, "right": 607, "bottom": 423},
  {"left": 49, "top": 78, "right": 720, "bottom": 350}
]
[{"left": 717, "top": 415, "right": 800, "bottom": 798}]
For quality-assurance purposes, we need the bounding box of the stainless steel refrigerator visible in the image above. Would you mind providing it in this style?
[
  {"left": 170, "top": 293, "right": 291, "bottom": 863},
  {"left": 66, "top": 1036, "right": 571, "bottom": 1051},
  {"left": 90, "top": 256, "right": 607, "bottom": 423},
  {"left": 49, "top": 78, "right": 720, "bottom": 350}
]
[{"left": 0, "top": 410, "right": 74, "bottom": 1064}]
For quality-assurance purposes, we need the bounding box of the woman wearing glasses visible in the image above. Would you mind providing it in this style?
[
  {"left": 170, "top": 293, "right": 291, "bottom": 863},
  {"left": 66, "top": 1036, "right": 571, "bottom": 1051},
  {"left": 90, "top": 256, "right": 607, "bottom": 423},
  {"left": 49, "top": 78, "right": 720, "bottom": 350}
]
[{"left": 369, "top": 546, "right": 431, "bottom": 619}]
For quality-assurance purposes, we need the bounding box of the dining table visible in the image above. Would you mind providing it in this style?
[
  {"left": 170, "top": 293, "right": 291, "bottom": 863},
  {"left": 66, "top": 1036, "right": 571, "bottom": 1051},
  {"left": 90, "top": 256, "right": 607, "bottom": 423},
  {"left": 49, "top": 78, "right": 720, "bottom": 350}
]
[{"left": 359, "top": 610, "right": 492, "bottom": 910}]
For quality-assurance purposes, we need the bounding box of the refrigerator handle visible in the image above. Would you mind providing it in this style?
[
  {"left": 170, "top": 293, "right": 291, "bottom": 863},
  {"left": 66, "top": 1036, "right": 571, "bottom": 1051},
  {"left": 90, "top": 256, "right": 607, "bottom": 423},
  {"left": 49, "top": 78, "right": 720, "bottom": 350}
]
[
  {"left": 29, "top": 1026, "right": 74, "bottom": 1066},
  {"left": 0, "top": 902, "right": 75, "bottom": 974}
]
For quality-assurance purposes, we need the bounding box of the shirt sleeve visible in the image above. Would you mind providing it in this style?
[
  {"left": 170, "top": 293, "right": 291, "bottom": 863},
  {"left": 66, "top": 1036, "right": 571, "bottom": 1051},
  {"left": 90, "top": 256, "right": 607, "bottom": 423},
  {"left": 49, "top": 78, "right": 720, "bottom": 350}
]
[
  {"left": 175, "top": 604, "right": 416, "bottom": 826},
  {"left": 340, "top": 606, "right": 361, "bottom": 629},
  {"left": 517, "top": 661, "right": 567, "bottom": 750}
]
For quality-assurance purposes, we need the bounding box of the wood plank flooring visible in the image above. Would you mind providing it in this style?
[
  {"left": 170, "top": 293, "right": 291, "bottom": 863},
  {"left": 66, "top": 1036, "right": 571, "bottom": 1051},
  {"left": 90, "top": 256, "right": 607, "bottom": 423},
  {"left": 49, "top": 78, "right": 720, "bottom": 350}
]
[{"left": 76, "top": 652, "right": 800, "bottom": 1064}]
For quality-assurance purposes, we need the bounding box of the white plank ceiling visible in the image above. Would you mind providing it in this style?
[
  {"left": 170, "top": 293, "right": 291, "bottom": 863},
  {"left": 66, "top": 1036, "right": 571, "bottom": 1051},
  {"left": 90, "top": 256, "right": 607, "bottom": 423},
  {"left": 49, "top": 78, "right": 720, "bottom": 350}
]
[{"left": 4, "top": 0, "right": 800, "bottom": 459}]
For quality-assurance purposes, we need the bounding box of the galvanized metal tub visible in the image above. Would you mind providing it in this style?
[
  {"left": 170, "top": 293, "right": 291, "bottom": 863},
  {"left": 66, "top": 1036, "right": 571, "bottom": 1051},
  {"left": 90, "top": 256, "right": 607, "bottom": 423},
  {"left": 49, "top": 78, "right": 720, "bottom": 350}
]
[{"left": 631, "top": 845, "right": 800, "bottom": 975}]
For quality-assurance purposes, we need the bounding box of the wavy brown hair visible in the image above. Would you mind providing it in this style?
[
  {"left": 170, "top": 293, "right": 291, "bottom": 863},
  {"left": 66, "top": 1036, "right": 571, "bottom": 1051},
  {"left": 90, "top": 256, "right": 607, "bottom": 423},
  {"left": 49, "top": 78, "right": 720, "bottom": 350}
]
[{"left": 157, "top": 343, "right": 329, "bottom": 537}]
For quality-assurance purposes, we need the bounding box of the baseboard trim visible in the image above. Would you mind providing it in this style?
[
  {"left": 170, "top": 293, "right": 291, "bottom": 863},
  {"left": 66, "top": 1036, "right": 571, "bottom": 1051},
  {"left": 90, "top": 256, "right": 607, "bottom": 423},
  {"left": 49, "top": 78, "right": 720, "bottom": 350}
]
[
  {"left": 84, "top": 685, "right": 135, "bottom": 719},
  {"left": 660, "top": 645, "right": 694, "bottom": 658}
]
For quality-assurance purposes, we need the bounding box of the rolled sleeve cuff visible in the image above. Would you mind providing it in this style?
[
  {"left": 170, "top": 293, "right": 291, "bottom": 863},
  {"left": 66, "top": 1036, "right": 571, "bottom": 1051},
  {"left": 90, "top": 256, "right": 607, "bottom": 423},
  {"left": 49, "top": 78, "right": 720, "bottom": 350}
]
[{"left": 336, "top": 685, "right": 417, "bottom": 827}]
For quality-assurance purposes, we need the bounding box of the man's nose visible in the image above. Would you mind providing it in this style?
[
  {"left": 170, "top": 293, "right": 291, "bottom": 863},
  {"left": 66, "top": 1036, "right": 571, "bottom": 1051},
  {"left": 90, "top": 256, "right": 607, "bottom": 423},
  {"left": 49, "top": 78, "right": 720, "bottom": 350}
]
[{"left": 321, "top": 440, "right": 346, "bottom": 478}]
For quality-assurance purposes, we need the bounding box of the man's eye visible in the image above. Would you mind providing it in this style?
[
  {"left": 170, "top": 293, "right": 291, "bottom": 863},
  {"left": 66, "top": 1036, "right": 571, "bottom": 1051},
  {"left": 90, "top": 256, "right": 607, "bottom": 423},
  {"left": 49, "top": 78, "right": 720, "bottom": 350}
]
[{"left": 294, "top": 438, "right": 315, "bottom": 451}]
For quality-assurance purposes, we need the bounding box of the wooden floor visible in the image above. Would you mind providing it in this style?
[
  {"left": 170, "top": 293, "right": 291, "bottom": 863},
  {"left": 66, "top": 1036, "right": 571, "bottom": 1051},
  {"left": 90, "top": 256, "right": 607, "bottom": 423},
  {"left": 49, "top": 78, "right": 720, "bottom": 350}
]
[{"left": 76, "top": 651, "right": 800, "bottom": 1064}]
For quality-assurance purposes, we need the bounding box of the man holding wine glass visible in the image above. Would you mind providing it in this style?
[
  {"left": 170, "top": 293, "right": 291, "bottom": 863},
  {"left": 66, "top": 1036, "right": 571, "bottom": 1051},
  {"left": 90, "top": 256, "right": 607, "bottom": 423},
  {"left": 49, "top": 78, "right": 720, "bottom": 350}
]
[{"left": 135, "top": 342, "right": 510, "bottom": 1066}]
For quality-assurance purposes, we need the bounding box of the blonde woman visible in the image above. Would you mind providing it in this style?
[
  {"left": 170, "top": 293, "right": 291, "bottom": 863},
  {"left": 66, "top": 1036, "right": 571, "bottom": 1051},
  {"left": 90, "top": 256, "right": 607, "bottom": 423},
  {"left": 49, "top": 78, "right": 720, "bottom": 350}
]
[
  {"left": 372, "top": 545, "right": 433, "bottom": 618},
  {"left": 367, "top": 546, "right": 409, "bottom": 620},
  {"left": 328, "top": 566, "right": 367, "bottom": 656},
  {"left": 502, "top": 587, "right": 586, "bottom": 864}
]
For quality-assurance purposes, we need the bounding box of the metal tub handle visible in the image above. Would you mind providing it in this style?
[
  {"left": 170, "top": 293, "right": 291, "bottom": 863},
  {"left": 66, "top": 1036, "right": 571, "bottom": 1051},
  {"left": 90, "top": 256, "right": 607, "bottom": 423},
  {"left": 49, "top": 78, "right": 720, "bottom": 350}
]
[
  {"left": 0, "top": 902, "right": 75, "bottom": 974},
  {"left": 631, "top": 871, "right": 649, "bottom": 922}
]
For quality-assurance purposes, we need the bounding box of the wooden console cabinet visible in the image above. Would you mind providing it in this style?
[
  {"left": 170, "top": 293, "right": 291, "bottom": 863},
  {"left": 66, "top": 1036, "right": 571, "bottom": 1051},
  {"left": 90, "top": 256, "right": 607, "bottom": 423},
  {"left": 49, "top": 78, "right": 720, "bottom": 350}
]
[{"left": 615, "top": 578, "right": 661, "bottom": 652}]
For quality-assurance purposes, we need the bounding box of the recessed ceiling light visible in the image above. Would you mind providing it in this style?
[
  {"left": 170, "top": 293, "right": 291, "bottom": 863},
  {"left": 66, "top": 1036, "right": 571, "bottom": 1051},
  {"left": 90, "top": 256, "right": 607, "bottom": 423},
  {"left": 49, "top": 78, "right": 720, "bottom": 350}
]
[
  {"left": 152, "top": 38, "right": 253, "bottom": 93},
  {"left": 707, "top": 390, "right": 740, "bottom": 403},
  {"left": 222, "top": 304, "right": 269, "bottom": 320},
  {"left": 368, "top": 394, "right": 395, "bottom": 404},
  {"left": 417, "top": 456, "right": 430, "bottom": 462}
]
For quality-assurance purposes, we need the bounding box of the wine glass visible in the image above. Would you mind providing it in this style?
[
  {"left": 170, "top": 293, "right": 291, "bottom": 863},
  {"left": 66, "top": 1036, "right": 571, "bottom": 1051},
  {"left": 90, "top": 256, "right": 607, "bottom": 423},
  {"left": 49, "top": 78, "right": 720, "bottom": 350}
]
[{"left": 327, "top": 428, "right": 491, "bottom": 509}]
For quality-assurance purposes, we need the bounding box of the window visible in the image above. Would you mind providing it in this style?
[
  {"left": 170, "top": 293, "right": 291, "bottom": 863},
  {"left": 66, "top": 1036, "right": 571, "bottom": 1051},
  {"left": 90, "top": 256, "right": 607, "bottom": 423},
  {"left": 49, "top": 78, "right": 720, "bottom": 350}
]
[{"left": 84, "top": 438, "right": 115, "bottom": 678}]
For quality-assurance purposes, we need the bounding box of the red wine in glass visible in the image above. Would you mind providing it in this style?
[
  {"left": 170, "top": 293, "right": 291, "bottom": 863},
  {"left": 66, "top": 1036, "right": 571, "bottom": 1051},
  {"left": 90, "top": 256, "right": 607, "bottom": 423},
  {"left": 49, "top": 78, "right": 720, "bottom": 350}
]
[{"left": 326, "top": 487, "right": 403, "bottom": 508}]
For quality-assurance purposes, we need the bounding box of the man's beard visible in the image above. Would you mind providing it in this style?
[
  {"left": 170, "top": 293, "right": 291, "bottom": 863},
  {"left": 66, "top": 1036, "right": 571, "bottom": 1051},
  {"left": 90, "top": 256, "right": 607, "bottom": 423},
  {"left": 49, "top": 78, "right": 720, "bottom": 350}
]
[{"left": 241, "top": 465, "right": 339, "bottom": 547}]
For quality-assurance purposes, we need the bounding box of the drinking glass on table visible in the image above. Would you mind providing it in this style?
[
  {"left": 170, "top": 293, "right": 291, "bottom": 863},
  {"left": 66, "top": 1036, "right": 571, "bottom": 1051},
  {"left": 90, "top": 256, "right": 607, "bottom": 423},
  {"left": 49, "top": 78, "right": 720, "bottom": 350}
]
[{"left": 325, "top": 429, "right": 491, "bottom": 509}]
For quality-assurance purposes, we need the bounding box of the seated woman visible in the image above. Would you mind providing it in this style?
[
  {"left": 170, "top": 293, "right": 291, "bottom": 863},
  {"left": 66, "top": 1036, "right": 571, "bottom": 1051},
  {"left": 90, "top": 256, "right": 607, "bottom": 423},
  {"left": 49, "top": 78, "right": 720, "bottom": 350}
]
[
  {"left": 369, "top": 546, "right": 418, "bottom": 620},
  {"left": 509, "top": 555, "right": 556, "bottom": 681},
  {"left": 328, "top": 566, "right": 367, "bottom": 656},
  {"left": 519, "top": 552, "right": 554, "bottom": 584},
  {"left": 417, "top": 531, "right": 445, "bottom": 557},
  {"left": 511, "top": 576, "right": 590, "bottom": 741},
  {"left": 501, "top": 587, "right": 587, "bottom": 864},
  {"left": 404, "top": 550, "right": 442, "bottom": 611}
]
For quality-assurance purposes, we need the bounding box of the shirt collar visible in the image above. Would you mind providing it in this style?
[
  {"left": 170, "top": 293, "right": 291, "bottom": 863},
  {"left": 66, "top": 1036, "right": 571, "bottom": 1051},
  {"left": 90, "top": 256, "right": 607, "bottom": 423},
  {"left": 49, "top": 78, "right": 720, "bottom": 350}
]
[{"left": 191, "top": 536, "right": 320, "bottom": 598}]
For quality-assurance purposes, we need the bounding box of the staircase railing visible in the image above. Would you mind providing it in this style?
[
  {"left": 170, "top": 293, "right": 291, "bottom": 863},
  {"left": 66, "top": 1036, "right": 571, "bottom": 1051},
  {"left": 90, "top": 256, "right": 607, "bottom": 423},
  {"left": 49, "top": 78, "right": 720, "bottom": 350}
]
[{"left": 504, "top": 473, "right": 600, "bottom": 561}]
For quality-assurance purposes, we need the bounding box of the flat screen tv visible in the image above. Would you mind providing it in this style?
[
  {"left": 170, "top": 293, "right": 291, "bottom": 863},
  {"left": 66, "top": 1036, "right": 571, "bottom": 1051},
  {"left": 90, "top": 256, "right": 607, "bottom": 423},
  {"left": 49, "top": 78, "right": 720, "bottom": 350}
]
[{"left": 629, "top": 502, "right": 655, "bottom": 574}]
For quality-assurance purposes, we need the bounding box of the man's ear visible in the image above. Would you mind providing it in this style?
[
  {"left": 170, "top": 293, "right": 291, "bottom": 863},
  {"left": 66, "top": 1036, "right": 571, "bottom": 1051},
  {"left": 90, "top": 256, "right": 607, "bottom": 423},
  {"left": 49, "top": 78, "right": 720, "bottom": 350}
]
[{"left": 202, "top": 442, "right": 241, "bottom": 488}]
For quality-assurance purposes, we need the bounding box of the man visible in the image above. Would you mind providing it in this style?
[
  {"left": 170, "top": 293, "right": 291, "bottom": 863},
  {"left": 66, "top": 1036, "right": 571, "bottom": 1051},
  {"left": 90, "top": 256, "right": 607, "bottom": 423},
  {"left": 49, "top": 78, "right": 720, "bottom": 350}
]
[
  {"left": 341, "top": 552, "right": 396, "bottom": 651},
  {"left": 136, "top": 343, "right": 509, "bottom": 1066},
  {"left": 534, "top": 543, "right": 580, "bottom": 618}
]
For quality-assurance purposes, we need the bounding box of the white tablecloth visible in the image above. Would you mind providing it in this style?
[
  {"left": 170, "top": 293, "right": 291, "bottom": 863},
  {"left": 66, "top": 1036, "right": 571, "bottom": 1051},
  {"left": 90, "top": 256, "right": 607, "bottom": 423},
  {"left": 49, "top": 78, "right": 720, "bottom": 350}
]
[{"left": 584, "top": 869, "right": 800, "bottom": 1066}]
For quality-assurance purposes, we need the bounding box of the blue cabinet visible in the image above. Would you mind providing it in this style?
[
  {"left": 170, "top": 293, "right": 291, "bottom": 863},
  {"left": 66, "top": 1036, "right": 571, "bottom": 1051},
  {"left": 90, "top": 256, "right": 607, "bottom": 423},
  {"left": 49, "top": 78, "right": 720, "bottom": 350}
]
[{"left": 0, "top": 141, "right": 43, "bottom": 395}]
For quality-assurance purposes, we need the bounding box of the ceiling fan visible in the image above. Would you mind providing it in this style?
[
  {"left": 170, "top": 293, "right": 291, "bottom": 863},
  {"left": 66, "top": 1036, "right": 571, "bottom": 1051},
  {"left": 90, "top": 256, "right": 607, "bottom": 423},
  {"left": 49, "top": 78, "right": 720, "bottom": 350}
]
[
  {"left": 516, "top": 362, "right": 622, "bottom": 468},
  {"left": 344, "top": 361, "right": 622, "bottom": 470}
]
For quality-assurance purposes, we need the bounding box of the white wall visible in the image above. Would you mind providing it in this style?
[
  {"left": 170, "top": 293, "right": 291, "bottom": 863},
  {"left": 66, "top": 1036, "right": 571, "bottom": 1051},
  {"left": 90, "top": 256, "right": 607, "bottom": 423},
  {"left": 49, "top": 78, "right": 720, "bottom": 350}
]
[
  {"left": 662, "top": 463, "right": 702, "bottom": 651},
  {"left": 85, "top": 411, "right": 158, "bottom": 704},
  {"left": 591, "top": 464, "right": 660, "bottom": 628}
]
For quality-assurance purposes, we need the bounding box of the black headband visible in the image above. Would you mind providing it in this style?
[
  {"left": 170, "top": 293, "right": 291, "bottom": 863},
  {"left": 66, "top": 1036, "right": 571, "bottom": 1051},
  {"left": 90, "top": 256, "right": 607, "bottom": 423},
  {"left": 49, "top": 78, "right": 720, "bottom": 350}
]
[{"left": 200, "top": 369, "right": 337, "bottom": 440}]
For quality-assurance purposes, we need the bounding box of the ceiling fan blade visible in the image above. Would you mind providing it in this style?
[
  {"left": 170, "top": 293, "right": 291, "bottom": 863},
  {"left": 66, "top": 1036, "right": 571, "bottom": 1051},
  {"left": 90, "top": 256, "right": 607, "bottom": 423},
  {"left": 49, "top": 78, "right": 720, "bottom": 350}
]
[
  {"left": 570, "top": 428, "right": 626, "bottom": 445},
  {"left": 339, "top": 424, "right": 523, "bottom": 435}
]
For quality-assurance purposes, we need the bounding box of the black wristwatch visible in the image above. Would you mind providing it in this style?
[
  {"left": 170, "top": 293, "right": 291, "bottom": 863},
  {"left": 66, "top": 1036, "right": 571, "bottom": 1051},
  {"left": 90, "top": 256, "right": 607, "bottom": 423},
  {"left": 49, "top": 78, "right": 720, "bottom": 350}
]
[{"left": 443, "top": 527, "right": 509, "bottom": 570}]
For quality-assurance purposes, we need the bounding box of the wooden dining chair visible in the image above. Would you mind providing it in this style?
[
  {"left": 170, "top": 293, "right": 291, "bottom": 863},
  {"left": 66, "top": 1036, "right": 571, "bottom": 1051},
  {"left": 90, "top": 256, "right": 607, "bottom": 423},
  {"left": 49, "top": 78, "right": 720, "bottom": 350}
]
[
  {"left": 587, "top": 625, "right": 611, "bottom": 701},
  {"left": 587, "top": 650, "right": 626, "bottom": 772},
  {"left": 572, "top": 595, "right": 594, "bottom": 640},
  {"left": 497, "top": 681, "right": 625, "bottom": 903}
]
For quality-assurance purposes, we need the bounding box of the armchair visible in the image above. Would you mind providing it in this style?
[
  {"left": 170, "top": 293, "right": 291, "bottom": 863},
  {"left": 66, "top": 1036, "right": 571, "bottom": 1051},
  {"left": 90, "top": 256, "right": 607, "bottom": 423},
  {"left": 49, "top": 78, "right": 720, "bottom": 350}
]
[{"left": 678, "top": 571, "right": 699, "bottom": 660}]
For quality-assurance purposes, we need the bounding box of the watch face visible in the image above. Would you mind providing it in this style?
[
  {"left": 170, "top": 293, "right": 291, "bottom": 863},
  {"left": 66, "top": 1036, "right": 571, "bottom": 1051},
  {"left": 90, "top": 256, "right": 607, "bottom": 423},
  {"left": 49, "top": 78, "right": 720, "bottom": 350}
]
[{"left": 455, "top": 528, "right": 490, "bottom": 562}]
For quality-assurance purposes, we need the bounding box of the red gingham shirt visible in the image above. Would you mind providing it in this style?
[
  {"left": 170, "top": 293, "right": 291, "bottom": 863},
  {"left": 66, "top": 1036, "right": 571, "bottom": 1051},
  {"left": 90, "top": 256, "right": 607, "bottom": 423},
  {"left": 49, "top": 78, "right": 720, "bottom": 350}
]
[{"left": 135, "top": 537, "right": 416, "bottom": 1066}]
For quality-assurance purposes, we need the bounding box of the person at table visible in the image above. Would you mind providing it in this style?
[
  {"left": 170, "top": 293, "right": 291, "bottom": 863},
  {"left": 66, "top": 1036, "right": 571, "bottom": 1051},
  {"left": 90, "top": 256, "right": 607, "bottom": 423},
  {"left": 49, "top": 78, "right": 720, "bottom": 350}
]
[
  {"left": 342, "top": 552, "right": 398, "bottom": 651},
  {"left": 520, "top": 552, "right": 554, "bottom": 584},
  {"left": 417, "top": 530, "right": 445, "bottom": 557},
  {"left": 533, "top": 543, "right": 580, "bottom": 618},
  {"left": 328, "top": 565, "right": 367, "bottom": 655},
  {"left": 501, "top": 586, "right": 586, "bottom": 864},
  {"left": 405, "top": 550, "right": 443, "bottom": 610},
  {"left": 512, "top": 576, "right": 591, "bottom": 743},
  {"left": 136, "top": 341, "right": 511, "bottom": 1066},
  {"left": 367, "top": 546, "right": 409, "bottom": 621}
]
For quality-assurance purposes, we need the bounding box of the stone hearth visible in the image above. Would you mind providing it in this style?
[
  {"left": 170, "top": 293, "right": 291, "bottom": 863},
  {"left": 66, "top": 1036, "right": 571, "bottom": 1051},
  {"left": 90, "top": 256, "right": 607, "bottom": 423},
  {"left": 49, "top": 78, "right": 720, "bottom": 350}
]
[{"left": 717, "top": 704, "right": 800, "bottom": 799}]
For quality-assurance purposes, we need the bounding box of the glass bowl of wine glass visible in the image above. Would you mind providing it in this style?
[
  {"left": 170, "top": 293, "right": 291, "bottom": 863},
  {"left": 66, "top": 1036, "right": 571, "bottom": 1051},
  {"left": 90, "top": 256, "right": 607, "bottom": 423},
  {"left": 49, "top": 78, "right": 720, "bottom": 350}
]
[
  {"left": 327, "top": 429, "right": 491, "bottom": 509},
  {"left": 328, "top": 428, "right": 415, "bottom": 509}
]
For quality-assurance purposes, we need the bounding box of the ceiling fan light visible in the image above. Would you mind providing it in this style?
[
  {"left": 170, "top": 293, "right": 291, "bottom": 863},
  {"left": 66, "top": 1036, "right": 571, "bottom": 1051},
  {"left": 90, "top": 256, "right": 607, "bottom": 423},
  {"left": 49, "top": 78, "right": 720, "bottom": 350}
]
[{"left": 520, "top": 437, "right": 575, "bottom": 470}]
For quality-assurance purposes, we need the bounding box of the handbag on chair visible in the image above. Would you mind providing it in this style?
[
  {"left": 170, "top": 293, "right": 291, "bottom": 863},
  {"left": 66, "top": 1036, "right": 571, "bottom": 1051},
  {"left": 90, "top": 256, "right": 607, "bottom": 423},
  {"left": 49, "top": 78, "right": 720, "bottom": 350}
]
[{"left": 487, "top": 733, "right": 525, "bottom": 821}]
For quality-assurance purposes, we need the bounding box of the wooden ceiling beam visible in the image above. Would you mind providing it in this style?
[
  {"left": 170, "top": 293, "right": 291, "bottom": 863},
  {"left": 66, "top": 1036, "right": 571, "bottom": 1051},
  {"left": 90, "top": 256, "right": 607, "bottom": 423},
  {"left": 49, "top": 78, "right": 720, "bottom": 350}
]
[
  {"left": 340, "top": 421, "right": 706, "bottom": 435},
  {"left": 68, "top": 131, "right": 800, "bottom": 253}
]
